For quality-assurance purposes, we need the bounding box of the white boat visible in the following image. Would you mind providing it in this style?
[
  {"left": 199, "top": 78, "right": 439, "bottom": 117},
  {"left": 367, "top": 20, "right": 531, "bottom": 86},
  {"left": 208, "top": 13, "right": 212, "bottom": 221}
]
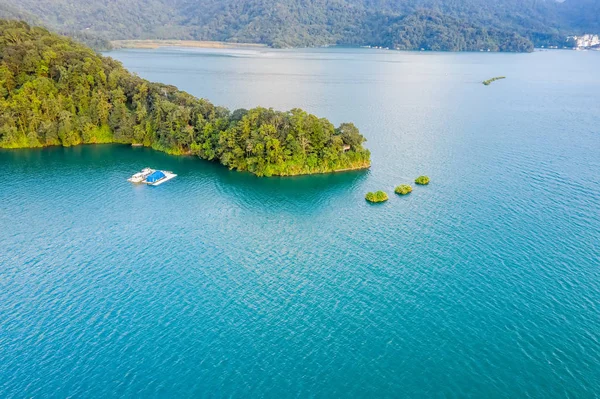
[
  {"left": 144, "top": 170, "right": 177, "bottom": 186},
  {"left": 128, "top": 168, "right": 177, "bottom": 185},
  {"left": 128, "top": 168, "right": 154, "bottom": 183}
]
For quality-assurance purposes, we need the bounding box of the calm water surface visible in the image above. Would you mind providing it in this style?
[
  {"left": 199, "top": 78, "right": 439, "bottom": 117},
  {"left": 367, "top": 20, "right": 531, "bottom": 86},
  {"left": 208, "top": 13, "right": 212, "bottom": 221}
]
[{"left": 1, "top": 48, "right": 599, "bottom": 397}]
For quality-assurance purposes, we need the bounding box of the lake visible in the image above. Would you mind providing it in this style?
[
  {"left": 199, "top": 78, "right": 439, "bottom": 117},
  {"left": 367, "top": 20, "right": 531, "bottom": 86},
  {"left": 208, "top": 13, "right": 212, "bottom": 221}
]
[{"left": 1, "top": 47, "right": 599, "bottom": 397}]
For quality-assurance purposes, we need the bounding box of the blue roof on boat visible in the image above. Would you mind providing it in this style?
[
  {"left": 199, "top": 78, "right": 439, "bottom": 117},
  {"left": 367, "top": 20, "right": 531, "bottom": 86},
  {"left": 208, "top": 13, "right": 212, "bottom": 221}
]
[{"left": 146, "top": 170, "right": 166, "bottom": 183}]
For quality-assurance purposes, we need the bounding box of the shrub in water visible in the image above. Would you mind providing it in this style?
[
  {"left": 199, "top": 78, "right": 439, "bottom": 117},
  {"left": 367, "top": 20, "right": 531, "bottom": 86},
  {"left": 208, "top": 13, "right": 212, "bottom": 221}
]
[
  {"left": 395, "top": 184, "right": 413, "bottom": 195},
  {"left": 415, "top": 176, "right": 430, "bottom": 185},
  {"left": 483, "top": 76, "right": 506, "bottom": 85},
  {"left": 365, "top": 191, "right": 389, "bottom": 203}
]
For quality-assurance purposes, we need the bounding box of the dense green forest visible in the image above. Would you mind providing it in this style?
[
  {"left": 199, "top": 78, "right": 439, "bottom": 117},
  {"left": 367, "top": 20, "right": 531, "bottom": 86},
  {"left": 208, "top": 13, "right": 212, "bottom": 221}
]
[
  {"left": 0, "top": 20, "right": 370, "bottom": 176},
  {"left": 0, "top": 0, "right": 597, "bottom": 51}
]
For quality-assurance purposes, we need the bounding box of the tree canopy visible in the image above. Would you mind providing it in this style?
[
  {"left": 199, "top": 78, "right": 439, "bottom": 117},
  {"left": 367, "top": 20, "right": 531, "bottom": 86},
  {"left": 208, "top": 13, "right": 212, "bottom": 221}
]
[{"left": 0, "top": 20, "right": 370, "bottom": 176}]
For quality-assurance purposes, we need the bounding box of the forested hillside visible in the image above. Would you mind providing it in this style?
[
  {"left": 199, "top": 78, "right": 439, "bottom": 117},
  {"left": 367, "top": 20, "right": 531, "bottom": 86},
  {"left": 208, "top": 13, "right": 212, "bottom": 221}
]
[
  {"left": 561, "top": 0, "right": 600, "bottom": 33},
  {"left": 0, "top": 0, "right": 597, "bottom": 51},
  {"left": 0, "top": 21, "right": 370, "bottom": 176}
]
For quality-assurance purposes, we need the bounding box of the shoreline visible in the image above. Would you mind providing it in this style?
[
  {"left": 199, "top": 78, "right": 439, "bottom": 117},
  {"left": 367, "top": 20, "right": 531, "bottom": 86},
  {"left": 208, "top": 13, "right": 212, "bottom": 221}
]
[
  {"left": 110, "top": 40, "right": 268, "bottom": 50},
  {"left": 108, "top": 41, "right": 575, "bottom": 54},
  {"left": 2, "top": 143, "right": 370, "bottom": 177}
]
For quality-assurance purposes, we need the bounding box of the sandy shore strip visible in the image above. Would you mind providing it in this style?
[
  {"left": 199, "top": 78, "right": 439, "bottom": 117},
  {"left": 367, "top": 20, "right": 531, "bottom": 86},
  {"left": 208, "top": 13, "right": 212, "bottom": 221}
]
[{"left": 111, "top": 40, "right": 268, "bottom": 50}]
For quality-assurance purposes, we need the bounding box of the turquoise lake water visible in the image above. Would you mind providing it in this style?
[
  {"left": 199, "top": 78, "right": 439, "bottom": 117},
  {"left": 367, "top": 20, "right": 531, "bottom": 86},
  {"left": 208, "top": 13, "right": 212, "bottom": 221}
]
[{"left": 1, "top": 48, "right": 599, "bottom": 397}]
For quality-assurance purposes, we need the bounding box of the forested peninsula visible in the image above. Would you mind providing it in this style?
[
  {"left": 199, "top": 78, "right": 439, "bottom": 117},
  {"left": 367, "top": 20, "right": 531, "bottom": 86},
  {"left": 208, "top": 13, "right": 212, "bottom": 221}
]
[{"left": 0, "top": 21, "right": 370, "bottom": 177}]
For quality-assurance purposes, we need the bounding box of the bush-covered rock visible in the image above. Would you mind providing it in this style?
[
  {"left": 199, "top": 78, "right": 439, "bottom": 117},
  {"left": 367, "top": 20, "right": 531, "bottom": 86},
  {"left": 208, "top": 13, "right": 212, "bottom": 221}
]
[
  {"left": 365, "top": 191, "right": 389, "bottom": 203},
  {"left": 415, "top": 176, "right": 430, "bottom": 185},
  {"left": 483, "top": 76, "right": 506, "bottom": 85},
  {"left": 395, "top": 184, "right": 413, "bottom": 195}
]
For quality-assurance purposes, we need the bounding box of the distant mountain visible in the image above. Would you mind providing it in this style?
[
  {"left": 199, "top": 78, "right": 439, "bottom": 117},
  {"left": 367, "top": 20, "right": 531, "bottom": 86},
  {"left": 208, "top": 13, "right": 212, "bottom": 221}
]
[{"left": 0, "top": 0, "right": 597, "bottom": 52}]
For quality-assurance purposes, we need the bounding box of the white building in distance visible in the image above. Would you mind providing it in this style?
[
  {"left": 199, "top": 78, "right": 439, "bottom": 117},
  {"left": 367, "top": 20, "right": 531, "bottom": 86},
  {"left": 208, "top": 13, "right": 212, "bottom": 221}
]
[{"left": 567, "top": 34, "right": 600, "bottom": 49}]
